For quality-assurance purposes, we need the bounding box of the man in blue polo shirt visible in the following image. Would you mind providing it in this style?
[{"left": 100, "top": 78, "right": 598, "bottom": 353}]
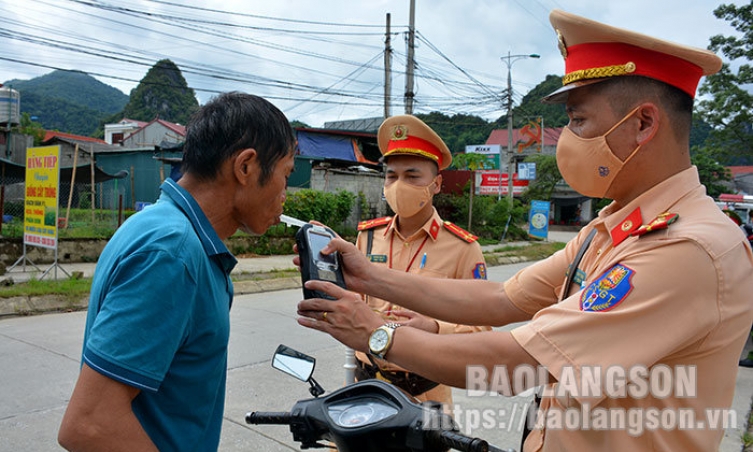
[{"left": 58, "top": 92, "right": 296, "bottom": 451}]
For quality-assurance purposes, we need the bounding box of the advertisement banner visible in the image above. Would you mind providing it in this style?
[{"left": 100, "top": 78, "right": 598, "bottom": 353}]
[
  {"left": 474, "top": 170, "right": 529, "bottom": 196},
  {"left": 465, "top": 144, "right": 501, "bottom": 169},
  {"left": 528, "top": 200, "right": 550, "bottom": 240},
  {"left": 24, "top": 145, "right": 60, "bottom": 249}
]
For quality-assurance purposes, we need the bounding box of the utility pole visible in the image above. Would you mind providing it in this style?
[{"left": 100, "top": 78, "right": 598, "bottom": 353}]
[
  {"left": 384, "top": 13, "right": 392, "bottom": 119},
  {"left": 500, "top": 51, "right": 540, "bottom": 205},
  {"left": 404, "top": 0, "right": 415, "bottom": 114}
]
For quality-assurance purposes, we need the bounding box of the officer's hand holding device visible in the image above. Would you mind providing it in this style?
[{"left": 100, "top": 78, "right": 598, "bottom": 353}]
[{"left": 295, "top": 224, "right": 347, "bottom": 299}]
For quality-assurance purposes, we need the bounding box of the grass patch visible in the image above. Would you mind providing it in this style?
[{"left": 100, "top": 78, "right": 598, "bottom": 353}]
[
  {"left": 232, "top": 269, "right": 299, "bottom": 282},
  {"left": 0, "top": 277, "right": 92, "bottom": 300},
  {"left": 744, "top": 409, "right": 753, "bottom": 451},
  {"left": 487, "top": 242, "right": 566, "bottom": 261}
]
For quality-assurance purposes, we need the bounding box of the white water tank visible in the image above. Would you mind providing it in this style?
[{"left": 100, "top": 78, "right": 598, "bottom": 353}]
[{"left": 0, "top": 86, "right": 21, "bottom": 126}]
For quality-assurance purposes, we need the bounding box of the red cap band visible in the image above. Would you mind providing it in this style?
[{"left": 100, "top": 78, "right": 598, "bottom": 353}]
[
  {"left": 384, "top": 135, "right": 443, "bottom": 167},
  {"left": 565, "top": 42, "right": 704, "bottom": 97}
]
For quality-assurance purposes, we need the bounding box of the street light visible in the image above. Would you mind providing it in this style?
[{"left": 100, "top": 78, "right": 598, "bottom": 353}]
[{"left": 500, "top": 51, "right": 540, "bottom": 204}]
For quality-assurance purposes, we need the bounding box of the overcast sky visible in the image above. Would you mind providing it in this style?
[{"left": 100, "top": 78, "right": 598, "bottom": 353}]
[{"left": 0, "top": 0, "right": 744, "bottom": 128}]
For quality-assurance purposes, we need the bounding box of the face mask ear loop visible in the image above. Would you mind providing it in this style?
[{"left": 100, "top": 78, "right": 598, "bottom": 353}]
[
  {"left": 604, "top": 105, "right": 643, "bottom": 164},
  {"left": 604, "top": 105, "right": 642, "bottom": 136}
]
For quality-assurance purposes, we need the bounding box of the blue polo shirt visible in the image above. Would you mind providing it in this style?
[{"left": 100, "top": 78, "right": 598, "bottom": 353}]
[{"left": 82, "top": 178, "right": 237, "bottom": 451}]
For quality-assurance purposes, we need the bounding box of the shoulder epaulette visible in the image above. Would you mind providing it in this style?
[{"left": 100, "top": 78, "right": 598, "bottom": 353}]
[
  {"left": 443, "top": 221, "right": 478, "bottom": 243},
  {"left": 358, "top": 216, "right": 392, "bottom": 231},
  {"left": 630, "top": 212, "right": 679, "bottom": 238}
]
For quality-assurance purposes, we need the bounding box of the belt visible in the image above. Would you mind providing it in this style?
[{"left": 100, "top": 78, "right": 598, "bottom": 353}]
[{"left": 355, "top": 358, "right": 439, "bottom": 396}]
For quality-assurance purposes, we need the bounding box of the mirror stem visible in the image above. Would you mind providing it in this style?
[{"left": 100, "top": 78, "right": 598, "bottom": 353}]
[{"left": 308, "top": 377, "right": 325, "bottom": 397}]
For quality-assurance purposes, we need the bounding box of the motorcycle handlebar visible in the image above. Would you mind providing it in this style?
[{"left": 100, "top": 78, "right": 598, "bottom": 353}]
[
  {"left": 245, "top": 411, "right": 293, "bottom": 425},
  {"left": 439, "top": 430, "right": 489, "bottom": 452}
]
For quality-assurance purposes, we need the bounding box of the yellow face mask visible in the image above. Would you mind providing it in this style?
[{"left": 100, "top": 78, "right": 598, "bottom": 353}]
[
  {"left": 383, "top": 178, "right": 436, "bottom": 218},
  {"left": 556, "top": 106, "right": 642, "bottom": 199}
]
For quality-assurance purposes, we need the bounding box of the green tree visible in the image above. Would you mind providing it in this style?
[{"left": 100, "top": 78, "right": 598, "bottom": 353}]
[
  {"left": 417, "top": 112, "right": 494, "bottom": 154},
  {"left": 508, "top": 74, "right": 569, "bottom": 129},
  {"left": 453, "top": 152, "right": 494, "bottom": 229},
  {"left": 521, "top": 154, "right": 562, "bottom": 203},
  {"left": 691, "top": 145, "right": 732, "bottom": 198},
  {"left": 14, "top": 112, "right": 45, "bottom": 145},
  {"left": 696, "top": 2, "right": 753, "bottom": 165}
]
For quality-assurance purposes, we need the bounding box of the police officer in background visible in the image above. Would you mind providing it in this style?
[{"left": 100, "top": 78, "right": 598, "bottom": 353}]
[
  {"left": 297, "top": 9, "right": 753, "bottom": 452},
  {"left": 354, "top": 114, "right": 490, "bottom": 408}
]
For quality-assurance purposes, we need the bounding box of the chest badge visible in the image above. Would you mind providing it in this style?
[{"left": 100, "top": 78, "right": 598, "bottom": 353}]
[
  {"left": 368, "top": 254, "right": 388, "bottom": 263},
  {"left": 580, "top": 264, "right": 635, "bottom": 312}
]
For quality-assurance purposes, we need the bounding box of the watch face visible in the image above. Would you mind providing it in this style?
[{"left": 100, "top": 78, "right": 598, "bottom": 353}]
[{"left": 369, "top": 328, "right": 389, "bottom": 353}]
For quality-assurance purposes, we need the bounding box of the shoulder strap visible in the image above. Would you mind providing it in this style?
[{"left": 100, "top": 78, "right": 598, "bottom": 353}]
[{"left": 558, "top": 228, "right": 597, "bottom": 302}]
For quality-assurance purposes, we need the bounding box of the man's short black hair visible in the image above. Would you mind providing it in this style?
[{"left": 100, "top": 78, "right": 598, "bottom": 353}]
[
  {"left": 181, "top": 92, "right": 296, "bottom": 185},
  {"left": 596, "top": 76, "right": 694, "bottom": 142}
]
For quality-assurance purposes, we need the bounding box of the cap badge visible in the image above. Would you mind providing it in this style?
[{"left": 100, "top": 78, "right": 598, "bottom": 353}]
[
  {"left": 391, "top": 125, "right": 408, "bottom": 141},
  {"left": 557, "top": 29, "right": 568, "bottom": 58}
]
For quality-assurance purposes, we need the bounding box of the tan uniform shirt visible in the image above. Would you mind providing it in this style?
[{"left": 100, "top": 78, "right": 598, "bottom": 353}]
[
  {"left": 506, "top": 167, "right": 753, "bottom": 451},
  {"left": 356, "top": 208, "right": 490, "bottom": 404}
]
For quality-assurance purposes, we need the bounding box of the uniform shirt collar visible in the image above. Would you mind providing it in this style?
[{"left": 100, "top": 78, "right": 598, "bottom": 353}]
[
  {"left": 386, "top": 208, "right": 443, "bottom": 241},
  {"left": 160, "top": 178, "right": 237, "bottom": 273},
  {"left": 597, "top": 166, "right": 701, "bottom": 246}
]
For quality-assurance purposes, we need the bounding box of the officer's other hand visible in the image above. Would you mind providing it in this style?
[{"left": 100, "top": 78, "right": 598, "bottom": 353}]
[
  {"left": 386, "top": 309, "right": 439, "bottom": 334},
  {"left": 297, "top": 281, "right": 382, "bottom": 352}
]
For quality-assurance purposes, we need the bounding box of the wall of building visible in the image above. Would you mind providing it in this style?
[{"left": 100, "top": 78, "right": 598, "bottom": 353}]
[
  {"left": 122, "top": 124, "right": 183, "bottom": 148},
  {"left": 310, "top": 166, "right": 387, "bottom": 227},
  {"left": 95, "top": 151, "right": 182, "bottom": 209}
]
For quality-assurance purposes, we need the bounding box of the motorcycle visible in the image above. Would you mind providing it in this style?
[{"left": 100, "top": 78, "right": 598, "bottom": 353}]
[{"left": 246, "top": 344, "right": 515, "bottom": 452}]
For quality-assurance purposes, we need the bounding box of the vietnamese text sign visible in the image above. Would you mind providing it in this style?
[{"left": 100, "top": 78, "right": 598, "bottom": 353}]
[
  {"left": 24, "top": 145, "right": 60, "bottom": 249},
  {"left": 474, "top": 170, "right": 529, "bottom": 196},
  {"left": 518, "top": 162, "right": 536, "bottom": 180}
]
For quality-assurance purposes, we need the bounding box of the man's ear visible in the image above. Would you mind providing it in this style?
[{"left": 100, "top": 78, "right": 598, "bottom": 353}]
[
  {"left": 233, "top": 148, "right": 258, "bottom": 185},
  {"left": 432, "top": 174, "right": 443, "bottom": 195},
  {"left": 636, "top": 103, "right": 660, "bottom": 145}
]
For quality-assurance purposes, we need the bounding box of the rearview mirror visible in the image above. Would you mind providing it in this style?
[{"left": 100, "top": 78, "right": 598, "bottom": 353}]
[
  {"left": 271, "top": 344, "right": 325, "bottom": 397},
  {"left": 272, "top": 344, "right": 315, "bottom": 382}
]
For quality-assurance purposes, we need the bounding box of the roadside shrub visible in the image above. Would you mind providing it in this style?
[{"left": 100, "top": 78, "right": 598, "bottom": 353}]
[
  {"left": 283, "top": 189, "right": 355, "bottom": 235},
  {"left": 435, "top": 190, "right": 528, "bottom": 241}
]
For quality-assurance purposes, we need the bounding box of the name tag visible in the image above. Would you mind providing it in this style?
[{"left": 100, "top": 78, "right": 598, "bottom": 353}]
[{"left": 368, "top": 254, "right": 387, "bottom": 263}]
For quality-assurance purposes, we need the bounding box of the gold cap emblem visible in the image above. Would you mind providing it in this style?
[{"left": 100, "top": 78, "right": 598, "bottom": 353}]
[{"left": 391, "top": 125, "right": 408, "bottom": 141}]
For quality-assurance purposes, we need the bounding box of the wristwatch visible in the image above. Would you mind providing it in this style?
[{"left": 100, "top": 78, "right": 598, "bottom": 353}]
[{"left": 368, "top": 322, "right": 402, "bottom": 359}]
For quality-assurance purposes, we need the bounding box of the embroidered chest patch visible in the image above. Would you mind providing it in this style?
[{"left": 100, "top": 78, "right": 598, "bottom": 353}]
[
  {"left": 580, "top": 264, "right": 635, "bottom": 312},
  {"left": 473, "top": 263, "right": 487, "bottom": 280}
]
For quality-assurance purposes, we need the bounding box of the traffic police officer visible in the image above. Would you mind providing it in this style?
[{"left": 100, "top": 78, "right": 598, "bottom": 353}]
[
  {"left": 354, "top": 114, "right": 490, "bottom": 408},
  {"left": 297, "top": 9, "right": 753, "bottom": 452}
]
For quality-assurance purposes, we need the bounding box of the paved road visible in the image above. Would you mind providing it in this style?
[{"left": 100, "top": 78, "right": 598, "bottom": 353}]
[{"left": 1, "top": 260, "right": 751, "bottom": 451}]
